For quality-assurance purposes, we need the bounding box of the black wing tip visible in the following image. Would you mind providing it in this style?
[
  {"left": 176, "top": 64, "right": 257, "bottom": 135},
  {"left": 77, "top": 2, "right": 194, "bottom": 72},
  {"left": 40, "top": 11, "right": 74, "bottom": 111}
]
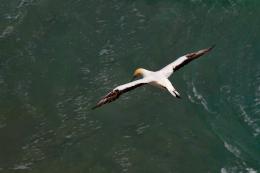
[
  {"left": 91, "top": 99, "right": 106, "bottom": 110},
  {"left": 201, "top": 44, "right": 215, "bottom": 54},
  {"left": 186, "top": 45, "right": 215, "bottom": 59},
  {"left": 207, "top": 44, "right": 216, "bottom": 51},
  {"left": 199, "top": 44, "right": 216, "bottom": 55},
  {"left": 91, "top": 105, "right": 99, "bottom": 110},
  {"left": 91, "top": 90, "right": 121, "bottom": 110}
]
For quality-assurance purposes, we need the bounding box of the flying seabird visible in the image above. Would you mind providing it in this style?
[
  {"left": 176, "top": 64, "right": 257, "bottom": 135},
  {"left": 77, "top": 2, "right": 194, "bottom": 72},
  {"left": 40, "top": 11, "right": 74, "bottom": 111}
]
[{"left": 92, "top": 46, "right": 214, "bottom": 109}]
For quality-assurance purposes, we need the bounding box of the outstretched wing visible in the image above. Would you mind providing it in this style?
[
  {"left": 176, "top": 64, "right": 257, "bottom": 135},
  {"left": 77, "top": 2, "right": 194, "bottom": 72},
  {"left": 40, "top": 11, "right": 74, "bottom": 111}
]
[
  {"left": 92, "top": 78, "right": 151, "bottom": 109},
  {"left": 160, "top": 45, "right": 215, "bottom": 78}
]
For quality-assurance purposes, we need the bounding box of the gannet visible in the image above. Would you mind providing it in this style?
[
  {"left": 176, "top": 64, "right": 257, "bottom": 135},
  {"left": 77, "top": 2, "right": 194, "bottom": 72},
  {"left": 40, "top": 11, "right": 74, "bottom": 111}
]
[{"left": 92, "top": 46, "right": 214, "bottom": 109}]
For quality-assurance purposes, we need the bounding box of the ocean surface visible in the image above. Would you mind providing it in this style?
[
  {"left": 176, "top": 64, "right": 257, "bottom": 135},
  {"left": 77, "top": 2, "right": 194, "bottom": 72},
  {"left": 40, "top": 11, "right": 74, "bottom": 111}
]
[{"left": 0, "top": 0, "right": 259, "bottom": 172}]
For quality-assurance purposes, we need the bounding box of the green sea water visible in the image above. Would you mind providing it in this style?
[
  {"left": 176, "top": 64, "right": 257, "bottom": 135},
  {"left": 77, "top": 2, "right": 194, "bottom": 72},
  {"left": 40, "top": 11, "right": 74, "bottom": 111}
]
[{"left": 0, "top": 0, "right": 260, "bottom": 172}]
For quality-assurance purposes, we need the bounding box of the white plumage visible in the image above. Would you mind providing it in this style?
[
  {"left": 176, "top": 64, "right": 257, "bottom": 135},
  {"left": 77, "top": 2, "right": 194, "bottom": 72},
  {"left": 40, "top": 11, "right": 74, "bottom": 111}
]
[{"left": 92, "top": 46, "right": 214, "bottom": 109}]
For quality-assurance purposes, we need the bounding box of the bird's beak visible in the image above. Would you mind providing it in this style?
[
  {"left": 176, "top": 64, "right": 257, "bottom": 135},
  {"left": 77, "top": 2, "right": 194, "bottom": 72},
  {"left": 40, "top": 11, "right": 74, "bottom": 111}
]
[{"left": 131, "top": 75, "right": 137, "bottom": 81}]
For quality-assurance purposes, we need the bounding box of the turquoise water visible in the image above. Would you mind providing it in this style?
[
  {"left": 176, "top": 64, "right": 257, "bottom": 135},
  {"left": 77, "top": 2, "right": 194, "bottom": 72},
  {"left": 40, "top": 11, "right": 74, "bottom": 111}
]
[{"left": 0, "top": 0, "right": 260, "bottom": 172}]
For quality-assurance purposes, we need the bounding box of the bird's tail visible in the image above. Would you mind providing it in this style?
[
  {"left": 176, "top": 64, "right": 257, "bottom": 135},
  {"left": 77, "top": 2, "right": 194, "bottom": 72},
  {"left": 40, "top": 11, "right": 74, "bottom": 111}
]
[{"left": 168, "top": 88, "right": 181, "bottom": 99}]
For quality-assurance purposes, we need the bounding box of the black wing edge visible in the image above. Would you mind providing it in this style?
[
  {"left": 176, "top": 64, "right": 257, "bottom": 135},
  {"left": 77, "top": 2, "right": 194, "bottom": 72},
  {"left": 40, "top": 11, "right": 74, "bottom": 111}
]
[
  {"left": 174, "top": 45, "right": 215, "bottom": 71},
  {"left": 92, "top": 90, "right": 121, "bottom": 110},
  {"left": 92, "top": 83, "right": 146, "bottom": 110},
  {"left": 185, "top": 45, "right": 215, "bottom": 59}
]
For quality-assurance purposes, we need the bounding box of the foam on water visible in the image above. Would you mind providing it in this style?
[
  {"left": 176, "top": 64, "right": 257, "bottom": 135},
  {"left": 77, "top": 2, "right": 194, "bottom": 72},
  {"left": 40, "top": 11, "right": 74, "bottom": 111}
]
[
  {"left": 12, "top": 162, "right": 32, "bottom": 170},
  {"left": 113, "top": 146, "right": 133, "bottom": 172},
  {"left": 187, "top": 80, "right": 216, "bottom": 114},
  {"left": 221, "top": 167, "right": 258, "bottom": 173},
  {"left": 238, "top": 104, "right": 260, "bottom": 137},
  {"left": 224, "top": 142, "right": 241, "bottom": 158},
  {"left": 185, "top": 66, "right": 260, "bottom": 170}
]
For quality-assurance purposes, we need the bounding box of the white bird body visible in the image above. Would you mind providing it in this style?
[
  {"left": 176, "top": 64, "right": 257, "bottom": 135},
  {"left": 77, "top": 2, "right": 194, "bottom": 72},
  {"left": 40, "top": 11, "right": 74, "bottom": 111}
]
[
  {"left": 114, "top": 70, "right": 180, "bottom": 97},
  {"left": 93, "top": 46, "right": 214, "bottom": 109}
]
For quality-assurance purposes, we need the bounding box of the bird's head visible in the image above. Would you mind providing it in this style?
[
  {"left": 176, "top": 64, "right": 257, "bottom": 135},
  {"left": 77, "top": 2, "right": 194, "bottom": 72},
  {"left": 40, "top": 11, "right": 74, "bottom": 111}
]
[{"left": 131, "top": 68, "right": 144, "bottom": 81}]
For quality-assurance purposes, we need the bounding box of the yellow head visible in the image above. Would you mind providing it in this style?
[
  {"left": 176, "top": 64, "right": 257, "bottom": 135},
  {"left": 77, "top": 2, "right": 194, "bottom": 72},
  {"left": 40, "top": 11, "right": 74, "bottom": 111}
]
[{"left": 133, "top": 68, "right": 144, "bottom": 78}]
